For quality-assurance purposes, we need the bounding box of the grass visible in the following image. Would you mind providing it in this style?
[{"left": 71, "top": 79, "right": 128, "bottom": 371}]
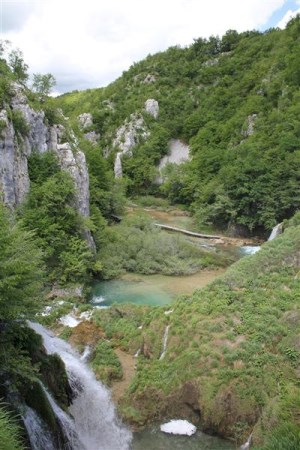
[
  {"left": 0, "top": 404, "right": 24, "bottom": 450},
  {"left": 98, "top": 215, "right": 226, "bottom": 279},
  {"left": 91, "top": 218, "right": 300, "bottom": 447}
]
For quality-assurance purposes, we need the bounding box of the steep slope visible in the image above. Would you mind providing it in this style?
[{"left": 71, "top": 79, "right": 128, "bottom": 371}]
[
  {"left": 56, "top": 16, "right": 300, "bottom": 235},
  {"left": 92, "top": 216, "right": 300, "bottom": 448}
]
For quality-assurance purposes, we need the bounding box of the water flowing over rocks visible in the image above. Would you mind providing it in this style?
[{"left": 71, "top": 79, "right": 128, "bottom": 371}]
[
  {"left": 268, "top": 223, "right": 283, "bottom": 241},
  {"left": 29, "top": 322, "right": 132, "bottom": 450},
  {"left": 22, "top": 405, "right": 57, "bottom": 450}
]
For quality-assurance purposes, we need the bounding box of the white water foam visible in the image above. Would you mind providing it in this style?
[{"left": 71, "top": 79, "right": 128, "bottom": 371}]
[
  {"left": 29, "top": 322, "right": 132, "bottom": 450},
  {"left": 160, "top": 419, "right": 196, "bottom": 436}
]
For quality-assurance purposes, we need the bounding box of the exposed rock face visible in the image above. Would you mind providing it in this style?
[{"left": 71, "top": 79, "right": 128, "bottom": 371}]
[
  {"left": 157, "top": 139, "right": 190, "bottom": 184},
  {"left": 55, "top": 143, "right": 90, "bottom": 217},
  {"left": 112, "top": 113, "right": 150, "bottom": 178},
  {"left": 143, "top": 74, "right": 156, "bottom": 84},
  {"left": 84, "top": 131, "right": 100, "bottom": 144},
  {"left": 243, "top": 114, "right": 257, "bottom": 137},
  {"left": 0, "top": 83, "right": 94, "bottom": 247},
  {"left": 114, "top": 152, "right": 123, "bottom": 178},
  {"left": 78, "top": 112, "right": 93, "bottom": 130},
  {"left": 0, "top": 109, "right": 30, "bottom": 206},
  {"left": 144, "top": 99, "right": 159, "bottom": 119}
]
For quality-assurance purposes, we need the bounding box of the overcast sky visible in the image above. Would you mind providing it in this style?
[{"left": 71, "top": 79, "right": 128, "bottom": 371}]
[{"left": 1, "top": 0, "right": 300, "bottom": 94}]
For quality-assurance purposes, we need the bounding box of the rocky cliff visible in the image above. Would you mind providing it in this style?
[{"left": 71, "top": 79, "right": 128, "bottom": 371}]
[{"left": 0, "top": 82, "right": 94, "bottom": 246}]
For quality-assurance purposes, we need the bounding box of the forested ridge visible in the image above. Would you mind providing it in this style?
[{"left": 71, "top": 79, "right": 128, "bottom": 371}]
[{"left": 57, "top": 16, "right": 300, "bottom": 235}]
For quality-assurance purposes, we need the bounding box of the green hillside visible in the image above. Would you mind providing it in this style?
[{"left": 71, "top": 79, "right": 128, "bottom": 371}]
[
  {"left": 56, "top": 16, "right": 300, "bottom": 235},
  {"left": 92, "top": 215, "right": 300, "bottom": 448}
]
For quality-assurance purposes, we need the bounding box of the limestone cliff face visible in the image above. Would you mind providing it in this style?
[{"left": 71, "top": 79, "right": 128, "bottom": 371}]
[{"left": 0, "top": 83, "right": 94, "bottom": 246}]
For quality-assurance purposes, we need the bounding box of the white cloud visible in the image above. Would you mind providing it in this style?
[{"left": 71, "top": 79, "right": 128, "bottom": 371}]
[
  {"left": 276, "top": 7, "right": 300, "bottom": 28},
  {"left": 1, "top": 0, "right": 289, "bottom": 92}
]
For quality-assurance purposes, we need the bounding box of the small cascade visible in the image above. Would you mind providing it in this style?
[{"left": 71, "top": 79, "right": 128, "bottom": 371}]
[
  {"left": 268, "top": 223, "right": 283, "bottom": 241},
  {"left": 80, "top": 345, "right": 92, "bottom": 362},
  {"left": 159, "top": 325, "right": 170, "bottom": 360},
  {"left": 29, "top": 322, "right": 132, "bottom": 450},
  {"left": 240, "top": 432, "right": 252, "bottom": 450},
  {"left": 22, "top": 405, "right": 56, "bottom": 450}
]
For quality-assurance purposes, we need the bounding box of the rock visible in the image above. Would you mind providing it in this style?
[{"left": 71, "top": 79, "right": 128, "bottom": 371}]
[
  {"left": 47, "top": 285, "right": 83, "bottom": 299},
  {"left": 0, "top": 109, "right": 30, "bottom": 206},
  {"left": 143, "top": 74, "right": 156, "bottom": 84},
  {"left": 157, "top": 139, "right": 190, "bottom": 184},
  {"left": 112, "top": 113, "right": 150, "bottom": 177},
  {"left": 78, "top": 113, "right": 93, "bottom": 130},
  {"left": 84, "top": 131, "right": 100, "bottom": 144},
  {"left": 0, "top": 81, "right": 95, "bottom": 249},
  {"left": 144, "top": 99, "right": 159, "bottom": 119},
  {"left": 243, "top": 114, "right": 257, "bottom": 137},
  {"left": 55, "top": 143, "right": 90, "bottom": 217},
  {"left": 114, "top": 152, "right": 123, "bottom": 178}
]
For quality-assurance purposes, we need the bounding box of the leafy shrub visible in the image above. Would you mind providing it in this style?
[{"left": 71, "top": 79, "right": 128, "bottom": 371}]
[
  {"left": 90, "top": 341, "right": 122, "bottom": 384},
  {"left": 11, "top": 109, "right": 29, "bottom": 136}
]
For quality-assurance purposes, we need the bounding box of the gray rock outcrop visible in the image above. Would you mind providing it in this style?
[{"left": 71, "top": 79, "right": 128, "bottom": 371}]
[
  {"left": 0, "top": 83, "right": 94, "bottom": 248},
  {"left": 112, "top": 113, "right": 150, "bottom": 178},
  {"left": 157, "top": 139, "right": 190, "bottom": 184},
  {"left": 78, "top": 113, "right": 93, "bottom": 130},
  {"left": 243, "top": 114, "right": 257, "bottom": 137},
  {"left": 144, "top": 99, "right": 159, "bottom": 119}
]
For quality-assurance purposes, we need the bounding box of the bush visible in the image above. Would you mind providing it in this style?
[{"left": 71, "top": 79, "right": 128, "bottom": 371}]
[{"left": 11, "top": 109, "right": 29, "bottom": 136}]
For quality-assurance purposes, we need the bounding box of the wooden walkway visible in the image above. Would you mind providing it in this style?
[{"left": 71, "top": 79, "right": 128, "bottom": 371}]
[{"left": 154, "top": 223, "right": 221, "bottom": 239}]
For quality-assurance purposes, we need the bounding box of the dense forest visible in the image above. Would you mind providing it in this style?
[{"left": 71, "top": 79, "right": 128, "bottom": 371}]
[
  {"left": 56, "top": 16, "right": 300, "bottom": 235},
  {"left": 0, "top": 17, "right": 300, "bottom": 449}
]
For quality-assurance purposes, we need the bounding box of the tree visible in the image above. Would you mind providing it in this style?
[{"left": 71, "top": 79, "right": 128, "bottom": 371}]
[
  {"left": 8, "top": 49, "right": 28, "bottom": 84},
  {"left": 32, "top": 73, "right": 56, "bottom": 99},
  {"left": 0, "top": 204, "right": 44, "bottom": 321},
  {"left": 21, "top": 171, "right": 92, "bottom": 282}
]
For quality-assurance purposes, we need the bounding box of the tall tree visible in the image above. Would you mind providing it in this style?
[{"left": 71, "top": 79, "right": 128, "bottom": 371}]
[
  {"left": 0, "top": 204, "right": 44, "bottom": 321},
  {"left": 32, "top": 73, "right": 56, "bottom": 99}
]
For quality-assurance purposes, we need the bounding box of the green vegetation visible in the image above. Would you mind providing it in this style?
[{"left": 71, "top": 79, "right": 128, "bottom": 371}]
[
  {"left": 0, "top": 204, "right": 44, "bottom": 321},
  {"left": 90, "top": 220, "right": 300, "bottom": 448},
  {"left": 91, "top": 340, "right": 123, "bottom": 385},
  {"left": 0, "top": 405, "right": 24, "bottom": 450},
  {"left": 56, "top": 16, "right": 300, "bottom": 235},
  {"left": 21, "top": 156, "right": 93, "bottom": 283},
  {"left": 98, "top": 215, "right": 222, "bottom": 279}
]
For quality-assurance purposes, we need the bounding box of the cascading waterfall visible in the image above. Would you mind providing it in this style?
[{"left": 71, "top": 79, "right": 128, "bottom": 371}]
[
  {"left": 41, "top": 383, "right": 85, "bottom": 450},
  {"left": 29, "top": 322, "right": 132, "bottom": 450},
  {"left": 159, "top": 325, "right": 170, "bottom": 360},
  {"left": 22, "top": 405, "right": 56, "bottom": 450},
  {"left": 268, "top": 223, "right": 282, "bottom": 241}
]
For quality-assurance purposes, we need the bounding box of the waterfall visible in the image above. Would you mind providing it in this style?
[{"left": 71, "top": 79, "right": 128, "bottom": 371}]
[
  {"left": 41, "top": 383, "right": 85, "bottom": 450},
  {"left": 240, "top": 432, "right": 252, "bottom": 449},
  {"left": 159, "top": 325, "right": 170, "bottom": 360},
  {"left": 29, "top": 322, "right": 132, "bottom": 450},
  {"left": 80, "top": 345, "right": 92, "bottom": 362},
  {"left": 22, "top": 405, "right": 56, "bottom": 450},
  {"left": 268, "top": 223, "right": 283, "bottom": 241}
]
